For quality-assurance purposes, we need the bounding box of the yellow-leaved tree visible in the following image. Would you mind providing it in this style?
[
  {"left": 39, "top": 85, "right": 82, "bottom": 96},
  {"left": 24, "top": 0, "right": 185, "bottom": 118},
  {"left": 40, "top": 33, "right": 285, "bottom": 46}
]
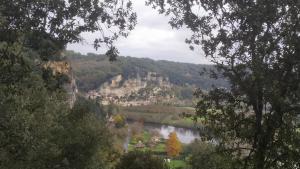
[{"left": 166, "top": 132, "right": 182, "bottom": 157}]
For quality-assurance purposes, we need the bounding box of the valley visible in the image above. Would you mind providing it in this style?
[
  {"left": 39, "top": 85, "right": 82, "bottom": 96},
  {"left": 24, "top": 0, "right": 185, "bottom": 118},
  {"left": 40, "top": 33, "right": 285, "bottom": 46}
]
[
  {"left": 3, "top": 1, "right": 299, "bottom": 169},
  {"left": 66, "top": 51, "right": 224, "bottom": 168},
  {"left": 66, "top": 50, "right": 224, "bottom": 128}
]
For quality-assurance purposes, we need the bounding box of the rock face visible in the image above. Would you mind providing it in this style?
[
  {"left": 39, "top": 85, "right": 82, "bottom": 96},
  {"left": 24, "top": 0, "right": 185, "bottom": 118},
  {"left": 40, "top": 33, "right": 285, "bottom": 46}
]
[
  {"left": 43, "top": 61, "right": 70, "bottom": 75},
  {"left": 63, "top": 73, "right": 78, "bottom": 108},
  {"left": 44, "top": 61, "right": 78, "bottom": 107},
  {"left": 87, "top": 72, "right": 177, "bottom": 106}
]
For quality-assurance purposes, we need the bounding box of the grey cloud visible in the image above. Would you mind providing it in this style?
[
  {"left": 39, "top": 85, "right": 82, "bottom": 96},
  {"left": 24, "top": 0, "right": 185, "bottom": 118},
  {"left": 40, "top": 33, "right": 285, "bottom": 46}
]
[{"left": 67, "top": 0, "right": 211, "bottom": 64}]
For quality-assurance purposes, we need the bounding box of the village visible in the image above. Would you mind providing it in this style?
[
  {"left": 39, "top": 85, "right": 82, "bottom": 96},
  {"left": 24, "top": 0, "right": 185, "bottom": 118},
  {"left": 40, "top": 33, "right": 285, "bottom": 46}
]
[{"left": 86, "top": 73, "right": 178, "bottom": 106}]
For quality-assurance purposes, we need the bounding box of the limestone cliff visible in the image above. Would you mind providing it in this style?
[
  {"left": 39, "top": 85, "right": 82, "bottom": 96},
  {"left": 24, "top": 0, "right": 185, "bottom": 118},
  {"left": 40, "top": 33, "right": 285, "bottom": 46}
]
[
  {"left": 63, "top": 73, "right": 78, "bottom": 107},
  {"left": 44, "top": 61, "right": 78, "bottom": 107},
  {"left": 87, "top": 72, "right": 179, "bottom": 106}
]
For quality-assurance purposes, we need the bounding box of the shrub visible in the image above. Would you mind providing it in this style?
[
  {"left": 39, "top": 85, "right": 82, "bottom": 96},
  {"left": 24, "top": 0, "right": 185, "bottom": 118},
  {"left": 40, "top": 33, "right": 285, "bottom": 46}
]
[{"left": 116, "top": 151, "right": 169, "bottom": 169}]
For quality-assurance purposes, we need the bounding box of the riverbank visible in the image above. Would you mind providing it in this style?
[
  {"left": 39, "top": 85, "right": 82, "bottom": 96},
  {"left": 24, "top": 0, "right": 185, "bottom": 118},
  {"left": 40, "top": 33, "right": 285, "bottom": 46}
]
[
  {"left": 126, "top": 129, "right": 189, "bottom": 169},
  {"left": 121, "top": 114, "right": 202, "bottom": 169},
  {"left": 120, "top": 105, "right": 201, "bottom": 128}
]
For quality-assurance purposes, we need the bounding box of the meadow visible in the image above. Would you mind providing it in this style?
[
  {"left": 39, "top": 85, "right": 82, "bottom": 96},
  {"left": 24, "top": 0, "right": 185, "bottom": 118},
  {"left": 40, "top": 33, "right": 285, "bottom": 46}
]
[{"left": 119, "top": 105, "right": 199, "bottom": 128}]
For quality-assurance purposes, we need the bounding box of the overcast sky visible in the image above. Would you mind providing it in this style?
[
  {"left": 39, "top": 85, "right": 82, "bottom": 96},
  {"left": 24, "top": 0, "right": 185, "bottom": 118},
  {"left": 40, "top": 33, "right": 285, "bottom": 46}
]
[{"left": 67, "top": 0, "right": 211, "bottom": 64}]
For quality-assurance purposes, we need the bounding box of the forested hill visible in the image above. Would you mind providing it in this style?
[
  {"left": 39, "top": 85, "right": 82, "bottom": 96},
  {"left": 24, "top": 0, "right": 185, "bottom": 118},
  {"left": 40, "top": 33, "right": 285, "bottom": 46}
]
[{"left": 65, "top": 50, "right": 228, "bottom": 92}]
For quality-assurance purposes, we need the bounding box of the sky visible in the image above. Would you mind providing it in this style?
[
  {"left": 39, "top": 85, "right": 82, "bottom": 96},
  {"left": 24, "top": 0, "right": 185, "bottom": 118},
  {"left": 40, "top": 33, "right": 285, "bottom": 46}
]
[{"left": 67, "top": 0, "right": 211, "bottom": 64}]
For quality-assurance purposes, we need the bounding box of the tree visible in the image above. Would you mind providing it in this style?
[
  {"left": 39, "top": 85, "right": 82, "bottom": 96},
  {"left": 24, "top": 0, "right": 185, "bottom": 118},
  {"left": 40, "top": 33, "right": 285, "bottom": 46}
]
[
  {"left": 186, "top": 140, "right": 232, "bottom": 169},
  {"left": 0, "top": 0, "right": 137, "bottom": 61},
  {"left": 130, "top": 121, "right": 144, "bottom": 138},
  {"left": 113, "top": 114, "right": 126, "bottom": 128},
  {"left": 0, "top": 66, "right": 70, "bottom": 169},
  {"left": 0, "top": 1, "right": 136, "bottom": 168},
  {"left": 116, "top": 151, "right": 169, "bottom": 169},
  {"left": 0, "top": 74, "right": 116, "bottom": 169},
  {"left": 166, "top": 132, "right": 182, "bottom": 157},
  {"left": 147, "top": 0, "right": 300, "bottom": 169},
  {"left": 59, "top": 97, "right": 115, "bottom": 169}
]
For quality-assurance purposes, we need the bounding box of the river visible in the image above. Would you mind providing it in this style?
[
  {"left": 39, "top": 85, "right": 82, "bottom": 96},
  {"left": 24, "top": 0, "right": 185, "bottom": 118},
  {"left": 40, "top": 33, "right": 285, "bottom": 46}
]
[
  {"left": 124, "top": 121, "right": 201, "bottom": 151},
  {"left": 143, "top": 122, "right": 200, "bottom": 144}
]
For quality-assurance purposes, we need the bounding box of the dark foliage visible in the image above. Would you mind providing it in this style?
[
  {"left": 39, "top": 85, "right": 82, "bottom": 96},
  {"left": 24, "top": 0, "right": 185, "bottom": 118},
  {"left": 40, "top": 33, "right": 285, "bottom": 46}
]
[
  {"left": 116, "top": 151, "right": 169, "bottom": 169},
  {"left": 0, "top": 0, "right": 136, "bottom": 168},
  {"left": 0, "top": 0, "right": 137, "bottom": 60},
  {"left": 147, "top": 0, "right": 300, "bottom": 169}
]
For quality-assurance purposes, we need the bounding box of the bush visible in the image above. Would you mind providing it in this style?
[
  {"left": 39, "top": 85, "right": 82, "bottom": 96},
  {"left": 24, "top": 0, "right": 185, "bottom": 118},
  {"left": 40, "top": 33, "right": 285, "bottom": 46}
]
[
  {"left": 116, "top": 151, "right": 169, "bottom": 169},
  {"left": 113, "top": 114, "right": 126, "bottom": 128},
  {"left": 130, "top": 122, "right": 144, "bottom": 137},
  {"left": 187, "top": 141, "right": 233, "bottom": 169}
]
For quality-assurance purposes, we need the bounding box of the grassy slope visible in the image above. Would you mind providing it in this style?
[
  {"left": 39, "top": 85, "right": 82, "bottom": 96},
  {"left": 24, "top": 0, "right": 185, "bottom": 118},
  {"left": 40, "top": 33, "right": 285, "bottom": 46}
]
[{"left": 168, "top": 160, "right": 187, "bottom": 169}]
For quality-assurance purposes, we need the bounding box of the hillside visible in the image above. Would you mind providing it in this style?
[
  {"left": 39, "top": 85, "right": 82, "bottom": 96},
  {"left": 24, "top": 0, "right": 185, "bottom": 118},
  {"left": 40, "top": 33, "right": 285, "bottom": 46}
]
[{"left": 65, "top": 50, "right": 228, "bottom": 92}]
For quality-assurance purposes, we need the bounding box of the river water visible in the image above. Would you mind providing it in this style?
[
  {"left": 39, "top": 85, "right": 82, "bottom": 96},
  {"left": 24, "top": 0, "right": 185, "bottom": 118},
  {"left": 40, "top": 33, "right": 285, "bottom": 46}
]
[
  {"left": 125, "top": 121, "right": 200, "bottom": 147},
  {"left": 143, "top": 122, "right": 200, "bottom": 144},
  {"left": 124, "top": 122, "right": 200, "bottom": 151}
]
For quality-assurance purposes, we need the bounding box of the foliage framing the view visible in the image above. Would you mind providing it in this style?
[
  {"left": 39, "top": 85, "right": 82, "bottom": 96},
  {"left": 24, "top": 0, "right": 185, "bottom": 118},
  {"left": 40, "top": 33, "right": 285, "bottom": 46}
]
[
  {"left": 147, "top": 0, "right": 300, "bottom": 169},
  {"left": 0, "top": 0, "right": 137, "bottom": 61},
  {"left": 0, "top": 0, "right": 137, "bottom": 168},
  {"left": 116, "top": 151, "right": 169, "bottom": 169}
]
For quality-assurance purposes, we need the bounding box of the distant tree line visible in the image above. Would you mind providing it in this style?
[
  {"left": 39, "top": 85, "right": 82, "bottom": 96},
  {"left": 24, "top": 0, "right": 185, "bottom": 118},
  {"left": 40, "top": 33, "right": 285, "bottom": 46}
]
[{"left": 66, "top": 50, "right": 229, "bottom": 92}]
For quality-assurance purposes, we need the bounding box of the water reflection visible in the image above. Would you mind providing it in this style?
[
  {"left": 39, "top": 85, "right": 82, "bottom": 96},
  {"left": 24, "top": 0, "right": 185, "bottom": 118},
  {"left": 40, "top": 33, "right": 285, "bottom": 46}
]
[{"left": 144, "top": 123, "right": 200, "bottom": 144}]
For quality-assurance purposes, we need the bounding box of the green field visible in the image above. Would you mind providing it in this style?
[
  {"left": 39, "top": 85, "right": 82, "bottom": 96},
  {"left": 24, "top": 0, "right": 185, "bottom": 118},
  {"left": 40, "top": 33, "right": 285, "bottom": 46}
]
[
  {"left": 168, "top": 160, "right": 187, "bottom": 169},
  {"left": 120, "top": 105, "right": 201, "bottom": 128},
  {"left": 127, "top": 130, "right": 188, "bottom": 169}
]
